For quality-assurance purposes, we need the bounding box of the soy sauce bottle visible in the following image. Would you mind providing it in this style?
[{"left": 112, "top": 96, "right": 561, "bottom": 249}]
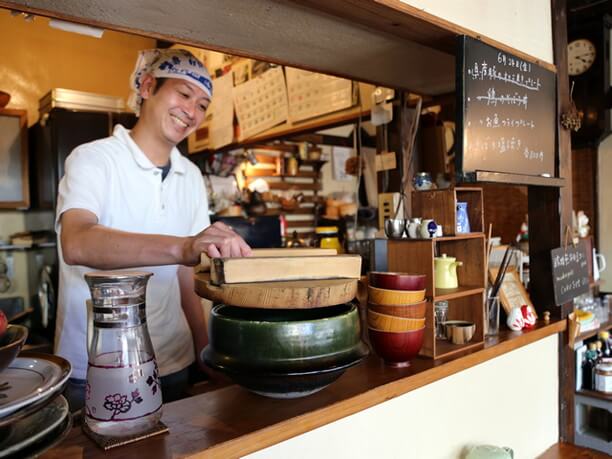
[{"left": 582, "top": 343, "right": 598, "bottom": 390}]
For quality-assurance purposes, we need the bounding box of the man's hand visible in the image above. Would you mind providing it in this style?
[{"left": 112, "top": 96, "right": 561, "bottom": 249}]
[{"left": 182, "top": 221, "right": 251, "bottom": 265}]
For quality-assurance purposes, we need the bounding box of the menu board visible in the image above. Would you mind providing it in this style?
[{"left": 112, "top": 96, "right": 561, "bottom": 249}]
[
  {"left": 550, "top": 241, "right": 590, "bottom": 306},
  {"left": 457, "top": 36, "right": 556, "bottom": 178}
]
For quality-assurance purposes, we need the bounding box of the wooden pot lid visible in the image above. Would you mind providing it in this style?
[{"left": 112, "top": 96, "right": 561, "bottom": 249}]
[{"left": 194, "top": 273, "right": 357, "bottom": 309}]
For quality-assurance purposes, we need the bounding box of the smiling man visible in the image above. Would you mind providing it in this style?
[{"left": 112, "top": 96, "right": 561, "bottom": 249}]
[{"left": 55, "top": 49, "right": 251, "bottom": 411}]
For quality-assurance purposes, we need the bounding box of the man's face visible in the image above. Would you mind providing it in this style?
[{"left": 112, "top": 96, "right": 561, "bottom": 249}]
[{"left": 140, "top": 76, "right": 211, "bottom": 146}]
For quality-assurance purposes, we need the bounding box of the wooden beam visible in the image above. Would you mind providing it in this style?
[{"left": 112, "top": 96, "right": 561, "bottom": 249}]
[
  {"left": 529, "top": 0, "right": 574, "bottom": 444},
  {"left": 0, "top": 0, "right": 455, "bottom": 94}
]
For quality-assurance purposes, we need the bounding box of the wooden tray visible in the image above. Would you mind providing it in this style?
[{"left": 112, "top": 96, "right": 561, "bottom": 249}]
[{"left": 194, "top": 274, "right": 357, "bottom": 309}]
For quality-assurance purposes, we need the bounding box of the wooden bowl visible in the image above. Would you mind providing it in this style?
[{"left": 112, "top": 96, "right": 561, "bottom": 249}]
[
  {"left": 444, "top": 320, "right": 475, "bottom": 344},
  {"left": 368, "top": 272, "right": 426, "bottom": 291},
  {"left": 367, "top": 309, "right": 425, "bottom": 332},
  {"left": 367, "top": 300, "right": 427, "bottom": 319},
  {"left": 367, "top": 285, "right": 425, "bottom": 305},
  {"left": 368, "top": 326, "right": 425, "bottom": 367}
]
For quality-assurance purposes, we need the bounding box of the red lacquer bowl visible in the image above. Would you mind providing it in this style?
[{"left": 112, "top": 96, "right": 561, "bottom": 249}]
[
  {"left": 368, "top": 326, "right": 425, "bottom": 367},
  {"left": 368, "top": 272, "right": 426, "bottom": 291}
]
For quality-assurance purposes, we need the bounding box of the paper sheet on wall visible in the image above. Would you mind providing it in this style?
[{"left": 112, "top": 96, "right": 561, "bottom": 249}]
[
  {"left": 285, "top": 67, "right": 353, "bottom": 123},
  {"left": 208, "top": 72, "right": 234, "bottom": 149},
  {"left": 332, "top": 147, "right": 353, "bottom": 181},
  {"left": 233, "top": 67, "right": 288, "bottom": 140}
]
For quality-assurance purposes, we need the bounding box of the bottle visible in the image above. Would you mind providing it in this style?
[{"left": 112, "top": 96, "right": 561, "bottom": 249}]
[
  {"left": 583, "top": 343, "right": 598, "bottom": 390},
  {"left": 315, "top": 226, "right": 343, "bottom": 253},
  {"left": 596, "top": 340, "right": 604, "bottom": 361},
  {"left": 599, "top": 331, "right": 611, "bottom": 358},
  {"left": 84, "top": 271, "right": 162, "bottom": 437}
]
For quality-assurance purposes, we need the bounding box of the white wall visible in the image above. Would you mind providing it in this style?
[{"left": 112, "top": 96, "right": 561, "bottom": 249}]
[
  {"left": 598, "top": 135, "right": 612, "bottom": 288},
  {"left": 401, "top": 0, "right": 554, "bottom": 64},
  {"left": 245, "top": 334, "right": 559, "bottom": 459}
]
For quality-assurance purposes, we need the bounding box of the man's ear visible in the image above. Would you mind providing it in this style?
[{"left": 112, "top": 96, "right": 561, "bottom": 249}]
[{"left": 140, "top": 74, "right": 156, "bottom": 100}]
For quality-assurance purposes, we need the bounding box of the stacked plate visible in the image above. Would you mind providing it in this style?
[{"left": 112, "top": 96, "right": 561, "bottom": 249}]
[{"left": 0, "top": 326, "right": 72, "bottom": 458}]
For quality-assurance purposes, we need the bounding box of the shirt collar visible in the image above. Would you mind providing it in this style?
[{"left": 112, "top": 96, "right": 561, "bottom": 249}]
[{"left": 113, "top": 124, "right": 186, "bottom": 175}]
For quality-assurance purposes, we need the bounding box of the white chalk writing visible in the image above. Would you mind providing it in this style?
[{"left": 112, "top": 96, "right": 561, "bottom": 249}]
[
  {"left": 468, "top": 61, "right": 541, "bottom": 91},
  {"left": 479, "top": 114, "right": 536, "bottom": 129},
  {"left": 475, "top": 88, "right": 528, "bottom": 109}
]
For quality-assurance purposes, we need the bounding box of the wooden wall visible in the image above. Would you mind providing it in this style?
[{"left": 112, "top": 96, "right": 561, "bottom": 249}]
[
  {"left": 481, "top": 184, "right": 528, "bottom": 244},
  {"left": 571, "top": 147, "right": 597, "bottom": 242}
]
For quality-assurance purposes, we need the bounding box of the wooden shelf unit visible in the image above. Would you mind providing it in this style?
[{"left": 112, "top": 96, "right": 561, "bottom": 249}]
[
  {"left": 412, "top": 187, "right": 484, "bottom": 236},
  {"left": 242, "top": 154, "right": 327, "bottom": 237},
  {"left": 386, "top": 234, "right": 486, "bottom": 359}
]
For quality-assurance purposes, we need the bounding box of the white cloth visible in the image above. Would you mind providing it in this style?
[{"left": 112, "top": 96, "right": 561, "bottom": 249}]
[
  {"left": 128, "top": 48, "right": 213, "bottom": 115},
  {"left": 54, "top": 124, "right": 210, "bottom": 380}
]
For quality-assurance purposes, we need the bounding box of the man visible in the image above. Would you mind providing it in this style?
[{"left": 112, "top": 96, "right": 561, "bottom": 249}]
[{"left": 55, "top": 48, "right": 251, "bottom": 409}]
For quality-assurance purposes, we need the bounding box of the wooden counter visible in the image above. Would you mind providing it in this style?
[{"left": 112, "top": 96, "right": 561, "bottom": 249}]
[{"left": 42, "top": 320, "right": 566, "bottom": 459}]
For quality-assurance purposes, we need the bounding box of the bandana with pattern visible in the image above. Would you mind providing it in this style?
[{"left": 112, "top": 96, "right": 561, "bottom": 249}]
[{"left": 128, "top": 48, "right": 213, "bottom": 115}]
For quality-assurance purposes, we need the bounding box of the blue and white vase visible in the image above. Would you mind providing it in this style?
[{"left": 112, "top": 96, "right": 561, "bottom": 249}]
[{"left": 456, "top": 201, "right": 471, "bottom": 233}]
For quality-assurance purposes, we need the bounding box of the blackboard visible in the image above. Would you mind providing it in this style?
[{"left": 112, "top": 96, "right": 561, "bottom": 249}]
[
  {"left": 456, "top": 36, "right": 556, "bottom": 178},
  {"left": 550, "top": 240, "right": 590, "bottom": 306}
]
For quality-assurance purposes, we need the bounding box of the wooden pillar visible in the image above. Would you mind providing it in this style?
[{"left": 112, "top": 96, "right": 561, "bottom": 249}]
[{"left": 528, "top": 0, "right": 574, "bottom": 442}]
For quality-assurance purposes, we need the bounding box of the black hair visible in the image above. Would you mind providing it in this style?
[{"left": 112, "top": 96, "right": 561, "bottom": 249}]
[{"left": 152, "top": 77, "right": 169, "bottom": 95}]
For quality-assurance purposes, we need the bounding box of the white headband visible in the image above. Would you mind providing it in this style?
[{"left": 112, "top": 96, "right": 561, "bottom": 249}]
[{"left": 128, "top": 48, "right": 213, "bottom": 115}]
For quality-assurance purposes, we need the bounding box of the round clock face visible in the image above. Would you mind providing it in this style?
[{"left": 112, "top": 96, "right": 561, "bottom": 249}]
[{"left": 567, "top": 39, "right": 596, "bottom": 76}]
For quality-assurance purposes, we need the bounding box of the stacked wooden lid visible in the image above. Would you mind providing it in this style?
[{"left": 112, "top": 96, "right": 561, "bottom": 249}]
[{"left": 194, "top": 248, "right": 362, "bottom": 308}]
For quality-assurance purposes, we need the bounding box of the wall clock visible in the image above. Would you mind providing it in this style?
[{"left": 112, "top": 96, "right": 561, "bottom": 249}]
[
  {"left": 567, "top": 38, "right": 596, "bottom": 76},
  {"left": 568, "top": 15, "right": 611, "bottom": 146}
]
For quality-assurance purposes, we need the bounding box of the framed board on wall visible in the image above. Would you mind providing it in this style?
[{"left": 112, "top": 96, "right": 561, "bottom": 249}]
[
  {"left": 0, "top": 109, "right": 29, "bottom": 209},
  {"left": 456, "top": 35, "right": 556, "bottom": 182}
]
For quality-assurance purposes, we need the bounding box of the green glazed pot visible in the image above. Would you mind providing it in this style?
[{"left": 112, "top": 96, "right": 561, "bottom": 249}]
[{"left": 208, "top": 303, "right": 363, "bottom": 372}]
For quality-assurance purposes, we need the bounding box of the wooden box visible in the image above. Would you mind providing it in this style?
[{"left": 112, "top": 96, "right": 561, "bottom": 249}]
[
  {"left": 412, "top": 187, "right": 484, "bottom": 236},
  {"left": 386, "top": 234, "right": 486, "bottom": 359}
]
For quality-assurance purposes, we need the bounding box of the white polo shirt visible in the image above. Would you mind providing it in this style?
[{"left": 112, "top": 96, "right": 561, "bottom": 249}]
[{"left": 55, "top": 124, "right": 210, "bottom": 380}]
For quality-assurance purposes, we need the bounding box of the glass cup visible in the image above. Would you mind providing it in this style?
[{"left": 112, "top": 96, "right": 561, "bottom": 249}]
[
  {"left": 486, "top": 296, "right": 500, "bottom": 336},
  {"left": 434, "top": 301, "right": 449, "bottom": 339}
]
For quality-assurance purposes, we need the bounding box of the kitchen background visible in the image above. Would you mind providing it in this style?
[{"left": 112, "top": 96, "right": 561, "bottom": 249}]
[{"left": 0, "top": 8, "right": 363, "bottom": 346}]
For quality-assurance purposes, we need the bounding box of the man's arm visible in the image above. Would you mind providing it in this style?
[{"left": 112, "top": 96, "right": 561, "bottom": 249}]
[{"left": 60, "top": 208, "right": 251, "bottom": 269}]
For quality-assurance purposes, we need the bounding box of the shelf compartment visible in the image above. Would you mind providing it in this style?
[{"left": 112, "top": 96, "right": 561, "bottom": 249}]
[
  {"left": 422, "top": 290, "right": 485, "bottom": 359},
  {"left": 412, "top": 186, "right": 484, "bottom": 236}
]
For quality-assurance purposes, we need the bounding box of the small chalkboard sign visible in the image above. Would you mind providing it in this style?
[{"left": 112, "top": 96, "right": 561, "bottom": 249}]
[
  {"left": 456, "top": 36, "right": 556, "bottom": 180},
  {"left": 550, "top": 240, "right": 590, "bottom": 306}
]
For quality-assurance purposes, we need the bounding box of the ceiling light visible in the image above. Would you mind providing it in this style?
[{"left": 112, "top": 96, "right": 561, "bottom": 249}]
[{"left": 49, "top": 19, "right": 104, "bottom": 38}]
